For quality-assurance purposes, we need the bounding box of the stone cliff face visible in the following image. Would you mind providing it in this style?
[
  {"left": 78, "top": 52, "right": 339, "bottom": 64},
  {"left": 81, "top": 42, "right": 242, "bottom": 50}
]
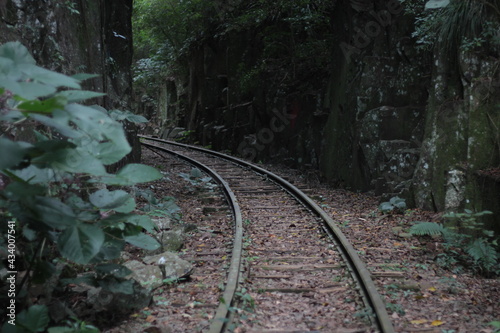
[
  {"left": 148, "top": 1, "right": 500, "bottom": 228},
  {"left": 0, "top": 0, "right": 139, "bottom": 163}
]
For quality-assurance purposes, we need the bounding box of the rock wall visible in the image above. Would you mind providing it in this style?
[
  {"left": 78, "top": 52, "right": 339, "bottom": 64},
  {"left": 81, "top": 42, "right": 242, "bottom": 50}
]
[
  {"left": 320, "top": 0, "right": 430, "bottom": 193},
  {"left": 154, "top": 0, "right": 499, "bottom": 228},
  {"left": 412, "top": 43, "right": 500, "bottom": 228}
]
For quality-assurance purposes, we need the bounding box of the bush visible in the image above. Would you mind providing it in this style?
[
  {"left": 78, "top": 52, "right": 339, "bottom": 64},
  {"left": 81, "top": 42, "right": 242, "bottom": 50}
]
[
  {"left": 0, "top": 41, "right": 162, "bottom": 331},
  {"left": 410, "top": 210, "right": 499, "bottom": 275}
]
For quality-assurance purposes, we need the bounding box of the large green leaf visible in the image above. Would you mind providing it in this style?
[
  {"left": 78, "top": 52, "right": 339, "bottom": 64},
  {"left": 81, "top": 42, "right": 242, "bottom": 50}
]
[
  {"left": 58, "top": 223, "right": 105, "bottom": 264},
  {"left": 59, "top": 90, "right": 106, "bottom": 102},
  {"left": 10, "top": 165, "right": 56, "bottom": 184},
  {"left": 85, "top": 141, "right": 130, "bottom": 165},
  {"left": 0, "top": 41, "right": 36, "bottom": 65},
  {"left": 114, "top": 196, "right": 136, "bottom": 213},
  {"left": 124, "top": 232, "right": 160, "bottom": 250},
  {"left": 66, "top": 104, "right": 130, "bottom": 147},
  {"left": 100, "top": 164, "right": 163, "bottom": 185},
  {"left": 97, "top": 213, "right": 157, "bottom": 233},
  {"left": 89, "top": 189, "right": 132, "bottom": 210},
  {"left": 34, "top": 197, "right": 77, "bottom": 229},
  {"left": 50, "top": 148, "right": 107, "bottom": 176},
  {"left": 17, "top": 95, "right": 67, "bottom": 113},
  {"left": 17, "top": 81, "right": 57, "bottom": 99},
  {"left": 17, "top": 305, "right": 49, "bottom": 332},
  {"left": 0, "top": 137, "right": 31, "bottom": 169},
  {"left": 22, "top": 66, "right": 80, "bottom": 89},
  {"left": 0, "top": 77, "right": 22, "bottom": 94},
  {"left": 90, "top": 235, "right": 125, "bottom": 262},
  {"left": 31, "top": 110, "right": 81, "bottom": 139},
  {"left": 125, "top": 214, "right": 158, "bottom": 233}
]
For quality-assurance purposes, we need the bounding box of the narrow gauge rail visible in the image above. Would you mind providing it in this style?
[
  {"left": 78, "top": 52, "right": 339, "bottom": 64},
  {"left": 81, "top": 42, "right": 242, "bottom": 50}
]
[{"left": 140, "top": 135, "right": 394, "bottom": 333}]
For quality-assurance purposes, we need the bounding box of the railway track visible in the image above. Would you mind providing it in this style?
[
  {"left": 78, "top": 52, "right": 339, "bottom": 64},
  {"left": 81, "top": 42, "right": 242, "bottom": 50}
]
[{"left": 139, "top": 135, "right": 395, "bottom": 333}]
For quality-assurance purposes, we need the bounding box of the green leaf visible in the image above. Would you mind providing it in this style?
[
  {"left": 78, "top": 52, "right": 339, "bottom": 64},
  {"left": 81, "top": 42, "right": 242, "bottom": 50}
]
[
  {"left": 23, "top": 225, "right": 37, "bottom": 241},
  {"left": 4, "top": 181, "right": 45, "bottom": 201},
  {"left": 17, "top": 95, "right": 67, "bottom": 113},
  {"left": 191, "top": 168, "right": 203, "bottom": 178},
  {"left": 467, "top": 238, "right": 497, "bottom": 267},
  {"left": 0, "top": 137, "right": 31, "bottom": 169},
  {"left": 58, "top": 224, "right": 105, "bottom": 264},
  {"left": 60, "top": 273, "right": 97, "bottom": 287},
  {"left": 32, "top": 260, "right": 56, "bottom": 284},
  {"left": 109, "top": 109, "right": 149, "bottom": 123},
  {"left": 425, "top": 0, "right": 450, "bottom": 9},
  {"left": 71, "top": 73, "right": 100, "bottom": 81},
  {"left": 124, "top": 232, "right": 160, "bottom": 250},
  {"left": 0, "top": 41, "right": 36, "bottom": 65},
  {"left": 22, "top": 66, "right": 80, "bottom": 89},
  {"left": 488, "top": 321, "right": 500, "bottom": 328},
  {"left": 66, "top": 104, "right": 130, "bottom": 147},
  {"left": 59, "top": 90, "right": 106, "bottom": 102},
  {"left": 112, "top": 164, "right": 163, "bottom": 185},
  {"left": 91, "top": 141, "right": 130, "bottom": 165},
  {"left": 114, "top": 196, "right": 136, "bottom": 213},
  {"left": 90, "top": 235, "right": 125, "bottom": 262},
  {"left": 17, "top": 305, "right": 49, "bottom": 332},
  {"left": 31, "top": 110, "right": 81, "bottom": 139},
  {"left": 409, "top": 222, "right": 446, "bottom": 236},
  {"left": 378, "top": 202, "right": 394, "bottom": 213},
  {"left": 98, "top": 213, "right": 156, "bottom": 232},
  {"left": 89, "top": 189, "right": 131, "bottom": 209},
  {"left": 125, "top": 215, "right": 158, "bottom": 233},
  {"left": 34, "top": 196, "right": 77, "bottom": 229},
  {"left": 50, "top": 148, "right": 107, "bottom": 176},
  {"left": 17, "top": 81, "right": 57, "bottom": 99},
  {"left": 95, "top": 263, "right": 132, "bottom": 278}
]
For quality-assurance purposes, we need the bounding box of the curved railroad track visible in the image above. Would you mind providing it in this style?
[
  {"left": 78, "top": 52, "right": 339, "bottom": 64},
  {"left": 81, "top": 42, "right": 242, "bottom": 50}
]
[{"left": 139, "top": 135, "right": 394, "bottom": 333}]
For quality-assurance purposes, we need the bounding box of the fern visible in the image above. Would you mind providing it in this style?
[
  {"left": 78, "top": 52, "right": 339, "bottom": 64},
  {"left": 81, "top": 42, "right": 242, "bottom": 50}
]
[
  {"left": 410, "top": 212, "right": 499, "bottom": 276},
  {"left": 467, "top": 238, "right": 498, "bottom": 272},
  {"left": 409, "top": 222, "right": 446, "bottom": 236}
]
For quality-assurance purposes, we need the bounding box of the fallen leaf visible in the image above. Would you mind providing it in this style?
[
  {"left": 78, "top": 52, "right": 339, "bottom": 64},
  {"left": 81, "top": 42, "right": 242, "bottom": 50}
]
[
  {"left": 431, "top": 320, "right": 444, "bottom": 326},
  {"left": 145, "top": 315, "right": 156, "bottom": 323},
  {"left": 428, "top": 287, "right": 437, "bottom": 292},
  {"left": 410, "top": 319, "right": 428, "bottom": 325}
]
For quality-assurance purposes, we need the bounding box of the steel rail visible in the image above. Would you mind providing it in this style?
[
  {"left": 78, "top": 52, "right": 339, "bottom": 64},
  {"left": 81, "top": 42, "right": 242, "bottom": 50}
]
[
  {"left": 141, "top": 142, "right": 243, "bottom": 333},
  {"left": 139, "top": 135, "right": 395, "bottom": 333}
]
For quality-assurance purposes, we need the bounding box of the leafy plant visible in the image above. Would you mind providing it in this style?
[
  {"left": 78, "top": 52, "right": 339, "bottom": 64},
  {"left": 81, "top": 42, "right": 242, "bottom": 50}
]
[
  {"left": 409, "top": 221, "right": 447, "bottom": 236},
  {"left": 179, "top": 168, "right": 216, "bottom": 191},
  {"left": 488, "top": 320, "right": 500, "bottom": 333},
  {"left": 0, "top": 42, "right": 162, "bottom": 328},
  {"left": 378, "top": 196, "right": 407, "bottom": 214},
  {"left": 409, "top": 210, "right": 499, "bottom": 275},
  {"left": 404, "top": 0, "right": 500, "bottom": 53}
]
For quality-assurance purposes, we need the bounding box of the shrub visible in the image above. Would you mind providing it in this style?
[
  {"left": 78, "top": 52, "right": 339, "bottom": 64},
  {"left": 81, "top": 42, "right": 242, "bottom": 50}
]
[
  {"left": 0, "top": 41, "right": 162, "bottom": 330},
  {"left": 410, "top": 210, "right": 499, "bottom": 275}
]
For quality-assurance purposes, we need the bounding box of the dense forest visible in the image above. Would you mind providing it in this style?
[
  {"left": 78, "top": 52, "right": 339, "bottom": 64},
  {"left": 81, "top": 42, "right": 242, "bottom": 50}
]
[{"left": 0, "top": 0, "right": 499, "bottom": 331}]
